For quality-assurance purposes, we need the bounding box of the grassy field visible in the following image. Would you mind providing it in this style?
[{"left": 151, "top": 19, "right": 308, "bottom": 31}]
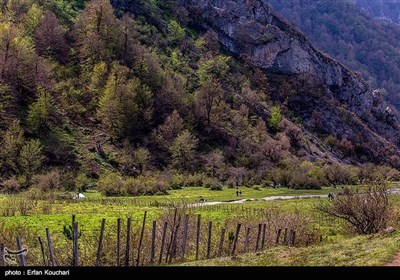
[
  {"left": 0, "top": 183, "right": 399, "bottom": 266},
  {"left": 180, "top": 231, "right": 400, "bottom": 266}
]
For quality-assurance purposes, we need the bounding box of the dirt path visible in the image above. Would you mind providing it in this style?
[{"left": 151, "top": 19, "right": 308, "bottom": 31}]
[{"left": 188, "top": 194, "right": 328, "bottom": 207}]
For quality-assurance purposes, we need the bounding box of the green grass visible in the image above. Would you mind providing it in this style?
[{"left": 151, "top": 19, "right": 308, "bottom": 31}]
[{"left": 179, "top": 232, "right": 400, "bottom": 266}]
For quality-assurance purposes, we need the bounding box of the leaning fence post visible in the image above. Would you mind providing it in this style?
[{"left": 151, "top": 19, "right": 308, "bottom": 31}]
[
  {"left": 73, "top": 222, "right": 79, "bottom": 266},
  {"left": 181, "top": 214, "right": 189, "bottom": 261},
  {"left": 150, "top": 220, "right": 156, "bottom": 264},
  {"left": 165, "top": 208, "right": 178, "bottom": 262},
  {"left": 255, "top": 224, "right": 262, "bottom": 251},
  {"left": 0, "top": 243, "right": 5, "bottom": 267},
  {"left": 125, "top": 217, "right": 131, "bottom": 266},
  {"left": 136, "top": 211, "right": 147, "bottom": 267},
  {"left": 169, "top": 216, "right": 181, "bottom": 263},
  {"left": 207, "top": 221, "right": 212, "bottom": 259},
  {"left": 46, "top": 228, "right": 56, "bottom": 266},
  {"left": 217, "top": 228, "right": 226, "bottom": 258},
  {"left": 117, "top": 218, "right": 121, "bottom": 266},
  {"left": 96, "top": 218, "right": 106, "bottom": 266},
  {"left": 261, "top": 224, "right": 266, "bottom": 251},
  {"left": 38, "top": 237, "right": 47, "bottom": 266},
  {"left": 231, "top": 223, "right": 241, "bottom": 256},
  {"left": 159, "top": 222, "right": 168, "bottom": 264},
  {"left": 196, "top": 214, "right": 201, "bottom": 260},
  {"left": 16, "top": 237, "right": 26, "bottom": 266}
]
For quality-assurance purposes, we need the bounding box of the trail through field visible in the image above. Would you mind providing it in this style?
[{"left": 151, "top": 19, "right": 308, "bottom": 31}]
[
  {"left": 188, "top": 188, "right": 400, "bottom": 208},
  {"left": 188, "top": 194, "right": 328, "bottom": 207}
]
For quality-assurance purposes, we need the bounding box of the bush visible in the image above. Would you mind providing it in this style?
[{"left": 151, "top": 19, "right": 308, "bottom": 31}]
[
  {"left": 316, "top": 182, "right": 392, "bottom": 234},
  {"left": 32, "top": 171, "right": 60, "bottom": 191},
  {"left": 98, "top": 173, "right": 169, "bottom": 197},
  {"left": 0, "top": 176, "right": 22, "bottom": 193},
  {"left": 169, "top": 173, "right": 209, "bottom": 189},
  {"left": 97, "top": 172, "right": 126, "bottom": 196}
]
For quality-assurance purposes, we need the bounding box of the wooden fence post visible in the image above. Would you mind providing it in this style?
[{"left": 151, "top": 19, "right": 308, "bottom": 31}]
[
  {"left": 207, "top": 221, "right": 212, "bottom": 259},
  {"left": 231, "top": 223, "right": 241, "bottom": 256},
  {"left": 261, "top": 224, "right": 266, "bottom": 251},
  {"left": 169, "top": 216, "right": 181, "bottom": 263},
  {"left": 244, "top": 227, "right": 250, "bottom": 253},
  {"left": 292, "top": 231, "right": 296, "bottom": 246},
  {"left": 166, "top": 208, "right": 178, "bottom": 262},
  {"left": 196, "top": 214, "right": 201, "bottom": 260},
  {"left": 38, "top": 237, "right": 47, "bottom": 266},
  {"left": 16, "top": 237, "right": 26, "bottom": 266},
  {"left": 217, "top": 228, "right": 226, "bottom": 258},
  {"left": 159, "top": 222, "right": 168, "bottom": 264},
  {"left": 255, "top": 224, "right": 262, "bottom": 251},
  {"left": 0, "top": 243, "right": 5, "bottom": 267},
  {"left": 283, "top": 228, "right": 288, "bottom": 245},
  {"left": 276, "top": 229, "right": 282, "bottom": 245},
  {"left": 73, "top": 222, "right": 78, "bottom": 267},
  {"left": 125, "top": 217, "right": 131, "bottom": 266},
  {"left": 136, "top": 211, "right": 147, "bottom": 266},
  {"left": 289, "top": 229, "right": 293, "bottom": 246},
  {"left": 150, "top": 220, "right": 156, "bottom": 264},
  {"left": 181, "top": 214, "right": 189, "bottom": 261},
  {"left": 117, "top": 218, "right": 121, "bottom": 266},
  {"left": 96, "top": 218, "right": 106, "bottom": 266},
  {"left": 46, "top": 228, "right": 56, "bottom": 267}
]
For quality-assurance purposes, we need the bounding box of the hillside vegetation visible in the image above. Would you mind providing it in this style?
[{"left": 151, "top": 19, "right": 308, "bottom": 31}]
[
  {"left": 0, "top": 0, "right": 399, "bottom": 196},
  {"left": 266, "top": 0, "right": 400, "bottom": 109}
]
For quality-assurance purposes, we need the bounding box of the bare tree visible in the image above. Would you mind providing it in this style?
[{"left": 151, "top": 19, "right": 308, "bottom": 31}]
[{"left": 316, "top": 182, "right": 392, "bottom": 234}]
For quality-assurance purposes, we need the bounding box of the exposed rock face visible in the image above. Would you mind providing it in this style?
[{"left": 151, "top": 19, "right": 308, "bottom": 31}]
[
  {"left": 112, "top": 0, "right": 400, "bottom": 165},
  {"left": 178, "top": 0, "right": 400, "bottom": 163}
]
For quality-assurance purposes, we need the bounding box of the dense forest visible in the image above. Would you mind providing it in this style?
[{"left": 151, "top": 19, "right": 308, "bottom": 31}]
[
  {"left": 0, "top": 0, "right": 398, "bottom": 197},
  {"left": 266, "top": 0, "right": 400, "bottom": 109},
  {"left": 353, "top": 0, "right": 400, "bottom": 23}
]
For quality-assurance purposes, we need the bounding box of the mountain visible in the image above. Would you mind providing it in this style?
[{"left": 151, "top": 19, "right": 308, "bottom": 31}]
[
  {"left": 265, "top": 0, "right": 400, "bottom": 109},
  {"left": 353, "top": 0, "right": 400, "bottom": 24},
  {"left": 0, "top": 0, "right": 399, "bottom": 194}
]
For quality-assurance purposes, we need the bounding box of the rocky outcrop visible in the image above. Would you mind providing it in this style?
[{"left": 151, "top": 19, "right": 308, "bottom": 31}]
[
  {"left": 111, "top": 0, "right": 400, "bottom": 165},
  {"left": 177, "top": 0, "right": 400, "bottom": 163}
]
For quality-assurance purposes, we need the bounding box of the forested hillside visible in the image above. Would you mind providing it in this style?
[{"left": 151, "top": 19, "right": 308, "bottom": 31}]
[
  {"left": 353, "top": 0, "right": 400, "bottom": 23},
  {"left": 266, "top": 0, "right": 400, "bottom": 109},
  {"left": 0, "top": 0, "right": 399, "bottom": 196}
]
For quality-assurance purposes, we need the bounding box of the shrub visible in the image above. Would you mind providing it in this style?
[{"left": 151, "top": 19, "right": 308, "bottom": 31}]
[
  {"left": 97, "top": 172, "right": 126, "bottom": 196},
  {"left": 0, "top": 176, "right": 22, "bottom": 193},
  {"left": 316, "top": 182, "right": 392, "bottom": 234},
  {"left": 32, "top": 171, "right": 60, "bottom": 191},
  {"left": 169, "top": 173, "right": 209, "bottom": 189}
]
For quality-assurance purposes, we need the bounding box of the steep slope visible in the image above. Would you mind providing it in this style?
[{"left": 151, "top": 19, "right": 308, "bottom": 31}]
[
  {"left": 176, "top": 0, "right": 400, "bottom": 165},
  {"left": 353, "top": 0, "right": 400, "bottom": 24},
  {"left": 265, "top": 0, "right": 400, "bottom": 109}
]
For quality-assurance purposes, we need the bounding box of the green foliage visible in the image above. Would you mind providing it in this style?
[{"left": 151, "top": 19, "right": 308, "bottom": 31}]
[
  {"left": 268, "top": 106, "right": 282, "bottom": 132},
  {"left": 167, "top": 20, "right": 185, "bottom": 44},
  {"left": 0, "top": 120, "right": 24, "bottom": 176},
  {"left": 170, "top": 130, "right": 198, "bottom": 171},
  {"left": 27, "top": 90, "right": 54, "bottom": 132},
  {"left": 198, "top": 55, "right": 230, "bottom": 85},
  {"left": 18, "top": 139, "right": 45, "bottom": 184},
  {"left": 133, "top": 147, "right": 150, "bottom": 174},
  {"left": 63, "top": 224, "right": 82, "bottom": 241}
]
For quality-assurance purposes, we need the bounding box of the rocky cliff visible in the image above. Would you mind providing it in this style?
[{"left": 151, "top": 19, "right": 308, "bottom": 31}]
[{"left": 112, "top": 0, "right": 400, "bottom": 166}]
